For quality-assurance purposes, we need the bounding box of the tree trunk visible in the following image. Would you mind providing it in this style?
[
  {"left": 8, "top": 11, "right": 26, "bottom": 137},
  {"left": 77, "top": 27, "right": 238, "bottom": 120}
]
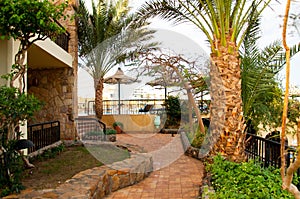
[
  {"left": 95, "top": 77, "right": 104, "bottom": 120},
  {"left": 168, "top": 66, "right": 205, "bottom": 133},
  {"left": 11, "top": 49, "right": 27, "bottom": 92},
  {"left": 281, "top": 2, "right": 300, "bottom": 197},
  {"left": 185, "top": 82, "right": 205, "bottom": 133},
  {"left": 188, "top": 99, "right": 193, "bottom": 131},
  {"left": 282, "top": 121, "right": 300, "bottom": 198},
  {"left": 209, "top": 42, "right": 246, "bottom": 162}
]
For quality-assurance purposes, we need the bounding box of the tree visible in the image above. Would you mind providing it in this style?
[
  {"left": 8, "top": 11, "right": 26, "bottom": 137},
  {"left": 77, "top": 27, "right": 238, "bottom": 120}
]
[
  {"left": 280, "top": 1, "right": 300, "bottom": 197},
  {"left": 240, "top": 14, "right": 300, "bottom": 134},
  {"left": 76, "top": 0, "right": 156, "bottom": 119},
  {"left": 0, "top": 0, "right": 68, "bottom": 92},
  {"left": 133, "top": 50, "right": 206, "bottom": 133},
  {"left": 0, "top": 86, "right": 42, "bottom": 196},
  {"left": 138, "top": 0, "right": 271, "bottom": 162}
]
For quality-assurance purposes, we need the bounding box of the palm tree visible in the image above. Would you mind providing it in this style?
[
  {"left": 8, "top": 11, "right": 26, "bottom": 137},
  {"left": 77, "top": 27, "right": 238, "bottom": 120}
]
[
  {"left": 138, "top": 0, "right": 272, "bottom": 161},
  {"left": 241, "top": 15, "right": 300, "bottom": 134},
  {"left": 76, "top": 0, "right": 155, "bottom": 119}
]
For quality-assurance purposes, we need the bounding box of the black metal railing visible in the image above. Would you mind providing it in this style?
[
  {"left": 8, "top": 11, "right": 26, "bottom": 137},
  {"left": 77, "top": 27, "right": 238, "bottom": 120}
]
[
  {"left": 245, "top": 133, "right": 300, "bottom": 187},
  {"left": 79, "top": 99, "right": 211, "bottom": 116},
  {"left": 84, "top": 99, "right": 166, "bottom": 115},
  {"left": 51, "top": 20, "right": 70, "bottom": 52},
  {"left": 75, "top": 117, "right": 107, "bottom": 141},
  {"left": 27, "top": 121, "right": 60, "bottom": 153}
]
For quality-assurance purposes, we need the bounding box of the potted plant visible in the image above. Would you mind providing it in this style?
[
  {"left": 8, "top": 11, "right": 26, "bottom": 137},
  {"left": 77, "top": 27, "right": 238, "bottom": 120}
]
[{"left": 113, "top": 122, "right": 124, "bottom": 134}]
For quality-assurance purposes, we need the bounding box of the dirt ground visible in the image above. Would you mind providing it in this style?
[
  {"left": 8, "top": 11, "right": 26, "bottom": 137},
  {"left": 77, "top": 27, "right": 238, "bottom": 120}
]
[{"left": 21, "top": 146, "right": 103, "bottom": 190}]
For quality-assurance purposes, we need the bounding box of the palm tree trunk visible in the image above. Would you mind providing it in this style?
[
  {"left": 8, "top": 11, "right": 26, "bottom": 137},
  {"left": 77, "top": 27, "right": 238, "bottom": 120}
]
[
  {"left": 95, "top": 77, "right": 104, "bottom": 120},
  {"left": 209, "top": 42, "right": 246, "bottom": 162}
]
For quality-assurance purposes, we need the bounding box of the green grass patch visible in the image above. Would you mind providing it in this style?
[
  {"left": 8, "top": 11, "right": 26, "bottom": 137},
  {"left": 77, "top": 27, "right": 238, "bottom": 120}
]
[{"left": 85, "top": 144, "right": 130, "bottom": 165}]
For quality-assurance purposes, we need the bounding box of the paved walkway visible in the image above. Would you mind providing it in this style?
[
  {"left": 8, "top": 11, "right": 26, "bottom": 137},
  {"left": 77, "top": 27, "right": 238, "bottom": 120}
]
[{"left": 104, "top": 133, "right": 204, "bottom": 199}]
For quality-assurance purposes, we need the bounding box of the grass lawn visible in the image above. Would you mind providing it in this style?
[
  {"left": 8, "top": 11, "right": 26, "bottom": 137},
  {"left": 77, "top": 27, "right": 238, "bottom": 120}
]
[{"left": 21, "top": 144, "right": 129, "bottom": 190}]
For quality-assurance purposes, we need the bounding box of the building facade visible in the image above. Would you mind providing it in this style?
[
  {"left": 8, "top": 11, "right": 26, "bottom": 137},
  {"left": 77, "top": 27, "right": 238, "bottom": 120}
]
[{"left": 0, "top": 0, "right": 79, "bottom": 140}]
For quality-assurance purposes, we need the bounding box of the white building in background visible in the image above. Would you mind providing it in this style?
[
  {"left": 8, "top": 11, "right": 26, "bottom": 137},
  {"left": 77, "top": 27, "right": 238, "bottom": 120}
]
[{"left": 131, "top": 85, "right": 165, "bottom": 100}]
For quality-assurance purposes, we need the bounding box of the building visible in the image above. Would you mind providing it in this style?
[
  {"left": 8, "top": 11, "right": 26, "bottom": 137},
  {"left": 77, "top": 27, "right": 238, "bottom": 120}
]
[{"left": 0, "top": 0, "right": 78, "bottom": 140}]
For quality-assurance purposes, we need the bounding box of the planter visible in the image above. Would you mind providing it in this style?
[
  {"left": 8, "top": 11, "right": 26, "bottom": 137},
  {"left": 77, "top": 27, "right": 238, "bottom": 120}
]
[
  {"left": 107, "top": 134, "right": 116, "bottom": 142},
  {"left": 112, "top": 122, "right": 124, "bottom": 134},
  {"left": 106, "top": 129, "right": 117, "bottom": 141},
  {"left": 114, "top": 126, "right": 123, "bottom": 134}
]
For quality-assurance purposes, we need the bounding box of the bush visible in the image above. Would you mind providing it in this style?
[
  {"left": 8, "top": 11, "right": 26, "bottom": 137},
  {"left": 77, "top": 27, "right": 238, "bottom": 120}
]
[
  {"left": 112, "top": 122, "right": 123, "bottom": 129},
  {"left": 0, "top": 86, "right": 42, "bottom": 196},
  {"left": 29, "top": 144, "right": 65, "bottom": 162},
  {"left": 106, "top": 129, "right": 116, "bottom": 135},
  {"left": 185, "top": 123, "right": 206, "bottom": 148},
  {"left": 164, "top": 95, "right": 181, "bottom": 128},
  {"left": 0, "top": 139, "right": 24, "bottom": 197},
  {"left": 206, "top": 155, "right": 295, "bottom": 199}
]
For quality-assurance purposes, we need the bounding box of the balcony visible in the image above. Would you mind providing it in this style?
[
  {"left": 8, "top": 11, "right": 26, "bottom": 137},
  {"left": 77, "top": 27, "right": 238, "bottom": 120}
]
[
  {"left": 51, "top": 21, "right": 70, "bottom": 52},
  {"left": 27, "top": 27, "right": 72, "bottom": 70}
]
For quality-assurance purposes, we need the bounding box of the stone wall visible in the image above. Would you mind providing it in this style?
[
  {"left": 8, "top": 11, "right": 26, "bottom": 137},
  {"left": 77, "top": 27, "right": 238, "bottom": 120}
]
[
  {"left": 5, "top": 154, "right": 153, "bottom": 199},
  {"left": 28, "top": 68, "right": 76, "bottom": 140},
  {"left": 60, "top": 0, "right": 79, "bottom": 117}
]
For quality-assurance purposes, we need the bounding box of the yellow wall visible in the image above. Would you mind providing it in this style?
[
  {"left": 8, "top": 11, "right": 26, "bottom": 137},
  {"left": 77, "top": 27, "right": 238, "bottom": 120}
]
[{"left": 101, "top": 114, "right": 158, "bottom": 133}]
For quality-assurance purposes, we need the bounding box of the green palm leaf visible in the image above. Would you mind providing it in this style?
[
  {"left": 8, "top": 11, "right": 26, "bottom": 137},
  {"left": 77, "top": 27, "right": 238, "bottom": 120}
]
[{"left": 241, "top": 12, "right": 300, "bottom": 131}]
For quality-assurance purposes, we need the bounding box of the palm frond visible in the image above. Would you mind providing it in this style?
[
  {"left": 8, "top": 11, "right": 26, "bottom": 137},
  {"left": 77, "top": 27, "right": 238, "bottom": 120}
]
[
  {"left": 240, "top": 13, "right": 283, "bottom": 128},
  {"left": 76, "top": 0, "right": 158, "bottom": 80}
]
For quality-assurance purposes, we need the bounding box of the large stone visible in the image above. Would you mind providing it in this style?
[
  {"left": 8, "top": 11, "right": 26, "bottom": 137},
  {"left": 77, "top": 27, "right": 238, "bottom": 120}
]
[
  {"left": 111, "top": 175, "right": 120, "bottom": 192},
  {"left": 119, "top": 173, "right": 130, "bottom": 188}
]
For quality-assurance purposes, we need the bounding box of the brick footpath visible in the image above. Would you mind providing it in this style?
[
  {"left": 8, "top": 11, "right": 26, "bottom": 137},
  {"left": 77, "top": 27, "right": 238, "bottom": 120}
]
[{"left": 104, "top": 133, "right": 204, "bottom": 199}]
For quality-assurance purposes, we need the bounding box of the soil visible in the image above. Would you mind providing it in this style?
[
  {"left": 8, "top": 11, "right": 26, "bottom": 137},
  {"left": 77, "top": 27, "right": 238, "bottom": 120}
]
[{"left": 21, "top": 145, "right": 103, "bottom": 190}]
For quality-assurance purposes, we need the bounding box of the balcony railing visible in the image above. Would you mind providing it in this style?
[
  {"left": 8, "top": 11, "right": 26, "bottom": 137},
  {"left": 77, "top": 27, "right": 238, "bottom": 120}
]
[
  {"left": 80, "top": 99, "right": 166, "bottom": 115},
  {"left": 51, "top": 20, "right": 70, "bottom": 52},
  {"left": 78, "top": 99, "right": 211, "bottom": 116}
]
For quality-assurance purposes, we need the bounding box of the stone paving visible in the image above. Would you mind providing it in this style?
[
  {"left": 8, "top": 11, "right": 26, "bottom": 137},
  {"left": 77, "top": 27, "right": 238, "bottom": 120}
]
[{"left": 104, "top": 133, "right": 204, "bottom": 199}]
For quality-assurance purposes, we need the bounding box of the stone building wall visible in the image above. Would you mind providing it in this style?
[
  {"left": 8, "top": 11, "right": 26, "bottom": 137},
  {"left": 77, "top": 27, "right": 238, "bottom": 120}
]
[
  {"left": 60, "top": 0, "right": 79, "bottom": 117},
  {"left": 28, "top": 68, "right": 76, "bottom": 140}
]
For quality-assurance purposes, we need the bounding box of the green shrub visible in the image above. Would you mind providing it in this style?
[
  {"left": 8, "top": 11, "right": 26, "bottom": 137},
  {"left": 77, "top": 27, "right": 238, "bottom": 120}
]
[
  {"left": 106, "top": 129, "right": 116, "bottom": 135},
  {"left": 112, "top": 122, "right": 123, "bottom": 129},
  {"left": 30, "top": 144, "right": 65, "bottom": 162},
  {"left": 164, "top": 96, "right": 181, "bottom": 128},
  {"left": 0, "top": 139, "right": 24, "bottom": 197},
  {"left": 206, "top": 155, "right": 295, "bottom": 199},
  {"left": 185, "top": 124, "right": 206, "bottom": 148},
  {"left": 0, "top": 86, "right": 42, "bottom": 196}
]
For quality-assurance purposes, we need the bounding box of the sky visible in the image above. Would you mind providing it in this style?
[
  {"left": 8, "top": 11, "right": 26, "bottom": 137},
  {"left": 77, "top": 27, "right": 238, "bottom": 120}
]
[{"left": 79, "top": 0, "right": 300, "bottom": 98}]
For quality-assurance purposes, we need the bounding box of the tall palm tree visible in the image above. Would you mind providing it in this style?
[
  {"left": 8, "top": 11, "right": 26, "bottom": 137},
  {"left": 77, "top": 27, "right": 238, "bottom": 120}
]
[
  {"left": 138, "top": 0, "right": 271, "bottom": 161},
  {"left": 76, "top": 0, "right": 155, "bottom": 119}
]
